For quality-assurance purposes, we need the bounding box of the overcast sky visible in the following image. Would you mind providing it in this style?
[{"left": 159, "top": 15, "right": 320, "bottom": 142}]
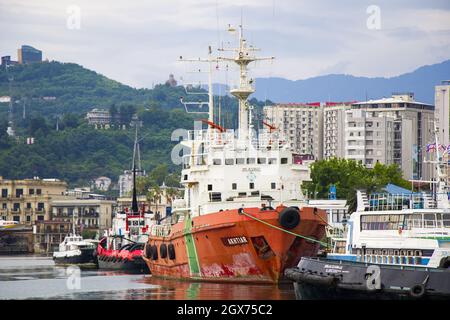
[{"left": 1, "top": 0, "right": 449, "bottom": 89}]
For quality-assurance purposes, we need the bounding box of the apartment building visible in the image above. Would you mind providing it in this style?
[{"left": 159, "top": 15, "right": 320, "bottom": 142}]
[
  {"left": 435, "top": 81, "right": 450, "bottom": 146},
  {"left": 0, "top": 177, "right": 67, "bottom": 224},
  {"left": 349, "top": 93, "right": 434, "bottom": 180},
  {"left": 323, "top": 103, "right": 353, "bottom": 159},
  {"left": 345, "top": 109, "right": 395, "bottom": 168},
  {"left": 264, "top": 103, "right": 323, "bottom": 160}
]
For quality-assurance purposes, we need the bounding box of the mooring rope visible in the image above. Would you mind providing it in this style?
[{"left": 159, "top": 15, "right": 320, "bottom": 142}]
[{"left": 239, "top": 210, "right": 329, "bottom": 247}]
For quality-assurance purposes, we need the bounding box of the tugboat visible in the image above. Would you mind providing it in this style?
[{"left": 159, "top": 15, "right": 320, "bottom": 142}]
[
  {"left": 96, "top": 129, "right": 152, "bottom": 273},
  {"left": 285, "top": 124, "right": 450, "bottom": 299},
  {"left": 142, "top": 25, "right": 327, "bottom": 284},
  {"left": 53, "top": 215, "right": 96, "bottom": 265},
  {"left": 96, "top": 166, "right": 152, "bottom": 273}
]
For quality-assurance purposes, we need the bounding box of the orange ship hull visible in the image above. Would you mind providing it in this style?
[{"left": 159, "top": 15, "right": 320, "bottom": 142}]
[{"left": 143, "top": 206, "right": 326, "bottom": 284}]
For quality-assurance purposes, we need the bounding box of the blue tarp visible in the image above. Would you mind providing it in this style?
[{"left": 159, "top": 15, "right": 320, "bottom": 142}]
[{"left": 383, "top": 183, "right": 415, "bottom": 195}]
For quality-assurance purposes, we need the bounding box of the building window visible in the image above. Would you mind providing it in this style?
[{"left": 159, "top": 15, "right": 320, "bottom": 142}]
[
  {"left": 29, "top": 189, "right": 35, "bottom": 195},
  {"left": 26, "top": 203, "right": 31, "bottom": 209},
  {"left": 26, "top": 216, "right": 31, "bottom": 222},
  {"left": 37, "top": 203, "right": 44, "bottom": 211},
  {"left": 1, "top": 189, "right": 7, "bottom": 198},
  {"left": 13, "top": 216, "right": 20, "bottom": 222},
  {"left": 15, "top": 189, "right": 23, "bottom": 198},
  {"left": 271, "top": 182, "right": 276, "bottom": 189},
  {"left": 207, "top": 184, "right": 213, "bottom": 191},
  {"left": 232, "top": 183, "right": 237, "bottom": 190},
  {"left": 36, "top": 189, "right": 42, "bottom": 195},
  {"left": 37, "top": 215, "right": 44, "bottom": 221},
  {"left": 249, "top": 183, "right": 254, "bottom": 190},
  {"left": 2, "top": 203, "right": 6, "bottom": 209},
  {"left": 13, "top": 203, "right": 20, "bottom": 211}
]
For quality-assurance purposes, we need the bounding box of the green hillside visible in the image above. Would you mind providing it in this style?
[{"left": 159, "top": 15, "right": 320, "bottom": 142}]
[{"left": 0, "top": 62, "right": 215, "bottom": 187}]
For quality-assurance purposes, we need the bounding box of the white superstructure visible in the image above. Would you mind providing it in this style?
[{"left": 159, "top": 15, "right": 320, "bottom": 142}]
[{"left": 171, "top": 25, "right": 313, "bottom": 221}]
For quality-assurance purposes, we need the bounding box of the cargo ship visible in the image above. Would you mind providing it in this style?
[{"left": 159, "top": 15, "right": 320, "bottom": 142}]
[{"left": 142, "top": 25, "right": 327, "bottom": 284}]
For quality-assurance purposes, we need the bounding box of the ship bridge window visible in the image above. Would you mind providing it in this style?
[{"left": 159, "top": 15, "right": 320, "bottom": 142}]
[
  {"left": 268, "top": 158, "right": 277, "bottom": 164},
  {"left": 271, "top": 182, "right": 276, "bottom": 189},
  {"left": 443, "top": 213, "right": 450, "bottom": 227},
  {"left": 207, "top": 184, "right": 213, "bottom": 191},
  {"left": 249, "top": 183, "right": 255, "bottom": 190},
  {"left": 225, "top": 159, "right": 234, "bottom": 165},
  {"left": 360, "top": 214, "right": 406, "bottom": 231},
  {"left": 236, "top": 158, "right": 245, "bottom": 164},
  {"left": 247, "top": 158, "right": 256, "bottom": 164},
  {"left": 257, "top": 158, "right": 266, "bottom": 164},
  {"left": 213, "top": 159, "right": 222, "bottom": 165},
  {"left": 281, "top": 158, "right": 288, "bottom": 164}
]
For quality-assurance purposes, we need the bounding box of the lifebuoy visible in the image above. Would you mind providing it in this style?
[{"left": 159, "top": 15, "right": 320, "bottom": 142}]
[
  {"left": 278, "top": 206, "right": 301, "bottom": 229},
  {"left": 168, "top": 243, "right": 176, "bottom": 260},
  {"left": 410, "top": 284, "right": 426, "bottom": 298},
  {"left": 160, "top": 244, "right": 168, "bottom": 259}
]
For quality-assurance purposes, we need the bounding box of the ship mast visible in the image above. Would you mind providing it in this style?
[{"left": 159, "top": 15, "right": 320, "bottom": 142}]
[
  {"left": 432, "top": 120, "right": 449, "bottom": 209},
  {"left": 131, "top": 126, "right": 139, "bottom": 214},
  {"left": 218, "top": 24, "right": 274, "bottom": 142}
]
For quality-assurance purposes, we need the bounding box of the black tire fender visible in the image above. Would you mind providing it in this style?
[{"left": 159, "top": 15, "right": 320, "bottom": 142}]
[
  {"left": 168, "top": 243, "right": 176, "bottom": 260},
  {"left": 160, "top": 243, "right": 168, "bottom": 259},
  {"left": 410, "top": 284, "right": 426, "bottom": 298},
  {"left": 279, "top": 206, "right": 301, "bottom": 229}
]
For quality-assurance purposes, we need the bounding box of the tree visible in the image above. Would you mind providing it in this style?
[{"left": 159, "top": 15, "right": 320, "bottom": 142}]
[
  {"left": 303, "top": 158, "right": 412, "bottom": 213},
  {"left": 150, "top": 164, "right": 168, "bottom": 186}
]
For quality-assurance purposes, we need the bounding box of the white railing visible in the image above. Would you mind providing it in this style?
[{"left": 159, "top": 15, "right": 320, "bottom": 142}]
[{"left": 149, "top": 224, "right": 172, "bottom": 237}]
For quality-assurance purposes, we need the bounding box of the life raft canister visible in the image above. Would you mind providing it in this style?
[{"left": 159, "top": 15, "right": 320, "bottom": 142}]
[
  {"left": 160, "top": 243, "right": 168, "bottom": 259},
  {"left": 278, "top": 206, "right": 301, "bottom": 229}
]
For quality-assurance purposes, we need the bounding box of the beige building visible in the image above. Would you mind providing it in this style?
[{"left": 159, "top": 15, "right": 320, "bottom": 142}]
[
  {"left": 51, "top": 199, "right": 115, "bottom": 232},
  {"left": 264, "top": 103, "right": 324, "bottom": 160},
  {"left": 435, "top": 81, "right": 450, "bottom": 146},
  {"left": 0, "top": 177, "right": 67, "bottom": 224}
]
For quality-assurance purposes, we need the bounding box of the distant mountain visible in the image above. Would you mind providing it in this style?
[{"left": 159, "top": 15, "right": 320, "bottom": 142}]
[{"left": 249, "top": 59, "right": 450, "bottom": 104}]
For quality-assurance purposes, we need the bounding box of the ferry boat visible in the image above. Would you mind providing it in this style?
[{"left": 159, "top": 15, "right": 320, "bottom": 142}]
[
  {"left": 142, "top": 25, "right": 327, "bottom": 284},
  {"left": 285, "top": 126, "right": 450, "bottom": 299},
  {"left": 0, "top": 219, "right": 19, "bottom": 230}
]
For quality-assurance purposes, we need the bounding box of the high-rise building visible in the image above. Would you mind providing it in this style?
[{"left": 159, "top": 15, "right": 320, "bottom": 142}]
[
  {"left": 323, "top": 103, "right": 353, "bottom": 159},
  {"left": 348, "top": 93, "right": 434, "bottom": 180},
  {"left": 17, "top": 45, "right": 42, "bottom": 64},
  {"left": 345, "top": 109, "right": 395, "bottom": 168},
  {"left": 435, "top": 81, "right": 450, "bottom": 146},
  {"left": 263, "top": 103, "right": 323, "bottom": 160}
]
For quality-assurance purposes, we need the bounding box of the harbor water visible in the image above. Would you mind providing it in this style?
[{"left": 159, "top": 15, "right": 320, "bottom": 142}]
[{"left": 0, "top": 255, "right": 295, "bottom": 300}]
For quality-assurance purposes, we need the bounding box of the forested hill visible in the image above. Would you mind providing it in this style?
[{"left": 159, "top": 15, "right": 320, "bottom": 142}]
[{"left": 0, "top": 61, "right": 269, "bottom": 188}]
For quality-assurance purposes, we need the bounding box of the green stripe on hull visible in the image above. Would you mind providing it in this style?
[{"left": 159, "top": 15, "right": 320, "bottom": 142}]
[{"left": 184, "top": 214, "right": 201, "bottom": 276}]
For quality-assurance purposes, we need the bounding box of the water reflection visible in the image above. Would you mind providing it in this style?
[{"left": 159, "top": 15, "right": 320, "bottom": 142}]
[{"left": 0, "top": 255, "right": 295, "bottom": 300}]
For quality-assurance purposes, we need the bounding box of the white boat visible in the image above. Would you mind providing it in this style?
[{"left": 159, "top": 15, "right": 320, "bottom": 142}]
[{"left": 52, "top": 234, "right": 96, "bottom": 265}]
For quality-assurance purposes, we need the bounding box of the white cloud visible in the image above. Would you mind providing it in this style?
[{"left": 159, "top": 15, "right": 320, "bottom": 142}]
[{"left": 0, "top": 0, "right": 449, "bottom": 88}]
